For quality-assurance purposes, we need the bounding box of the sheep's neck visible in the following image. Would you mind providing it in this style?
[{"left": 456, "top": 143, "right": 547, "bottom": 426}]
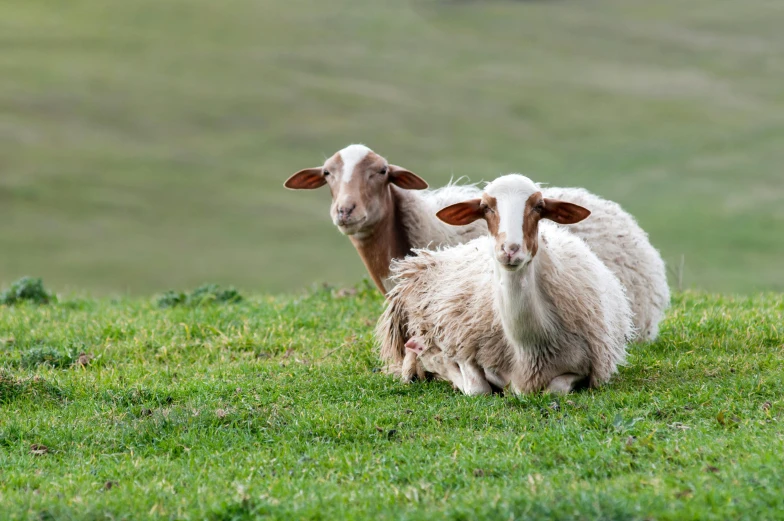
[
  {"left": 350, "top": 191, "right": 412, "bottom": 295},
  {"left": 495, "top": 246, "right": 554, "bottom": 348}
]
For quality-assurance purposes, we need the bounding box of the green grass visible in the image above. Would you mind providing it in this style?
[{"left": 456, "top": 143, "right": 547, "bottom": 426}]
[
  {"left": 1, "top": 285, "right": 782, "bottom": 520},
  {"left": 1, "top": 0, "right": 783, "bottom": 294},
  {"left": 2, "top": 1, "right": 782, "bottom": 518}
]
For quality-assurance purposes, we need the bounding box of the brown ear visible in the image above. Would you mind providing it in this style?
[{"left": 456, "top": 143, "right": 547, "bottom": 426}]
[
  {"left": 388, "top": 165, "right": 428, "bottom": 190},
  {"left": 436, "top": 199, "right": 484, "bottom": 226},
  {"left": 284, "top": 168, "right": 327, "bottom": 190},
  {"left": 541, "top": 198, "right": 591, "bottom": 225}
]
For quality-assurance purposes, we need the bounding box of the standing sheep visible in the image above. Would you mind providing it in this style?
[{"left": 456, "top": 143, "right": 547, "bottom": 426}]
[{"left": 377, "top": 174, "right": 634, "bottom": 395}]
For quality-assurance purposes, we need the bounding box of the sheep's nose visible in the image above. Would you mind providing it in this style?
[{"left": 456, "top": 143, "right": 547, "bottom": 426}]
[
  {"left": 503, "top": 243, "right": 521, "bottom": 256},
  {"left": 338, "top": 204, "right": 356, "bottom": 217},
  {"left": 337, "top": 204, "right": 356, "bottom": 223}
]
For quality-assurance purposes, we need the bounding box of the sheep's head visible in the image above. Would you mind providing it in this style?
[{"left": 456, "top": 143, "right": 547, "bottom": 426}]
[
  {"left": 437, "top": 174, "right": 591, "bottom": 271},
  {"left": 284, "top": 144, "right": 428, "bottom": 237}
]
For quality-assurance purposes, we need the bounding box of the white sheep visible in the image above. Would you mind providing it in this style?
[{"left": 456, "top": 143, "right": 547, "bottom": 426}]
[
  {"left": 377, "top": 174, "right": 634, "bottom": 395},
  {"left": 285, "top": 145, "right": 668, "bottom": 343},
  {"left": 541, "top": 186, "right": 670, "bottom": 341}
]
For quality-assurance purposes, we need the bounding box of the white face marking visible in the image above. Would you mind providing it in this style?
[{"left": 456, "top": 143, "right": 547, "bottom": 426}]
[
  {"left": 338, "top": 144, "right": 372, "bottom": 184},
  {"left": 484, "top": 174, "right": 540, "bottom": 255},
  {"left": 496, "top": 194, "right": 524, "bottom": 247}
]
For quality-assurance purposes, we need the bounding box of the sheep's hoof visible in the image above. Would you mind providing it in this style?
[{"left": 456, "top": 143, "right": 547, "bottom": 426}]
[
  {"left": 546, "top": 373, "right": 589, "bottom": 394},
  {"left": 400, "top": 351, "right": 419, "bottom": 384},
  {"left": 400, "top": 372, "right": 417, "bottom": 384}
]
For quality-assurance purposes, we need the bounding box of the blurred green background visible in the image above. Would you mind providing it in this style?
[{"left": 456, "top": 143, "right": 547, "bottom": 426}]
[{"left": 1, "top": 0, "right": 782, "bottom": 295}]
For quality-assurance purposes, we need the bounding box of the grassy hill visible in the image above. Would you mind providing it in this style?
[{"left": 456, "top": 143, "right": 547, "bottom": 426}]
[
  {"left": 1, "top": 286, "right": 783, "bottom": 519},
  {"left": 1, "top": 0, "right": 783, "bottom": 295}
]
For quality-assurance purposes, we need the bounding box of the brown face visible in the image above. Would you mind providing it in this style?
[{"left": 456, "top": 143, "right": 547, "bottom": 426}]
[
  {"left": 284, "top": 145, "right": 428, "bottom": 237},
  {"left": 323, "top": 149, "right": 388, "bottom": 235},
  {"left": 522, "top": 192, "right": 544, "bottom": 261}
]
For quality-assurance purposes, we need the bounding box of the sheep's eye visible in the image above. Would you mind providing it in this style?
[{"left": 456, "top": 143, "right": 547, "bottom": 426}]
[
  {"left": 480, "top": 204, "right": 491, "bottom": 213},
  {"left": 323, "top": 170, "right": 330, "bottom": 176},
  {"left": 379, "top": 166, "right": 388, "bottom": 175}
]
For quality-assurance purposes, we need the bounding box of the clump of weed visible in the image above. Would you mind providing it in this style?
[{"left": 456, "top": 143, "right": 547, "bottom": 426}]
[
  {"left": 156, "top": 291, "right": 186, "bottom": 308},
  {"left": 0, "top": 371, "right": 66, "bottom": 404},
  {"left": 19, "top": 342, "right": 92, "bottom": 369},
  {"left": 208, "top": 499, "right": 273, "bottom": 520},
  {"left": 157, "top": 284, "right": 242, "bottom": 308},
  {"left": 20, "top": 347, "right": 76, "bottom": 369},
  {"left": 102, "top": 387, "right": 174, "bottom": 408},
  {"left": 0, "top": 277, "right": 54, "bottom": 305}
]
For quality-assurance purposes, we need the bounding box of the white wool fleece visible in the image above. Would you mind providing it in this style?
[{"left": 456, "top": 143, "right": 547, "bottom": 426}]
[{"left": 377, "top": 224, "right": 634, "bottom": 393}]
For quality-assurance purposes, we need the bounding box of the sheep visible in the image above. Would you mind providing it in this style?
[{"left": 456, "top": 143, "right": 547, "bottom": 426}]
[
  {"left": 541, "top": 187, "right": 669, "bottom": 342},
  {"left": 285, "top": 146, "right": 668, "bottom": 343},
  {"left": 376, "top": 174, "right": 634, "bottom": 395},
  {"left": 284, "top": 144, "right": 487, "bottom": 294}
]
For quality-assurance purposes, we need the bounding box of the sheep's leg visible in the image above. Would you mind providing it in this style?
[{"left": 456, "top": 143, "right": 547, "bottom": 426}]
[
  {"left": 457, "top": 360, "right": 492, "bottom": 396},
  {"left": 405, "top": 337, "right": 478, "bottom": 394},
  {"left": 400, "top": 352, "right": 419, "bottom": 383},
  {"left": 439, "top": 359, "right": 466, "bottom": 393},
  {"left": 484, "top": 368, "right": 510, "bottom": 390},
  {"left": 546, "top": 373, "right": 589, "bottom": 394},
  {"left": 401, "top": 337, "right": 428, "bottom": 383},
  {"left": 420, "top": 352, "right": 466, "bottom": 393}
]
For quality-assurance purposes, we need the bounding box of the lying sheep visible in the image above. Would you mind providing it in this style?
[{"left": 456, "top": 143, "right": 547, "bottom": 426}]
[
  {"left": 284, "top": 144, "right": 487, "bottom": 293},
  {"left": 285, "top": 146, "right": 668, "bottom": 343},
  {"left": 542, "top": 187, "right": 669, "bottom": 341},
  {"left": 377, "top": 174, "right": 634, "bottom": 395}
]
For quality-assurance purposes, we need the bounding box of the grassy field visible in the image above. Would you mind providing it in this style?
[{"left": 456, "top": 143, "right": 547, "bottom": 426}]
[
  {"left": 1, "top": 0, "right": 783, "bottom": 295},
  {"left": 1, "top": 284, "right": 782, "bottom": 520},
  {"left": 3, "top": 2, "right": 783, "bottom": 519}
]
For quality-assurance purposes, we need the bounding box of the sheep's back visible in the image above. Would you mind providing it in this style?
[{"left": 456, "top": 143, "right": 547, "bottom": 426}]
[
  {"left": 394, "top": 184, "right": 488, "bottom": 250},
  {"left": 542, "top": 186, "right": 669, "bottom": 341}
]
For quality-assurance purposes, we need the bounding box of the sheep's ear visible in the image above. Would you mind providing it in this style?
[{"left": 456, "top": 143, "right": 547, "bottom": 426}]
[
  {"left": 541, "top": 199, "right": 591, "bottom": 225},
  {"left": 284, "top": 168, "right": 327, "bottom": 190},
  {"left": 388, "top": 165, "right": 428, "bottom": 190},
  {"left": 437, "top": 199, "right": 483, "bottom": 226}
]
